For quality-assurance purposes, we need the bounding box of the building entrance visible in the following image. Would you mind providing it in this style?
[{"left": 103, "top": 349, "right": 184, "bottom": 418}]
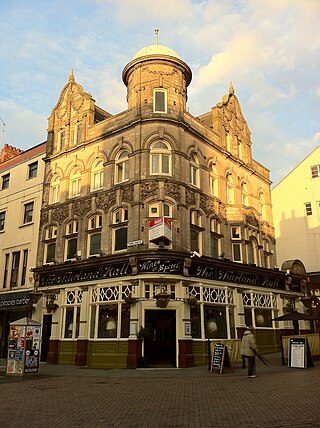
[{"left": 144, "top": 310, "right": 176, "bottom": 367}]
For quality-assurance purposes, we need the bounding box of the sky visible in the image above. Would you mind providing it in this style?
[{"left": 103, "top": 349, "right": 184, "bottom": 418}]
[{"left": 0, "top": 0, "right": 319, "bottom": 186}]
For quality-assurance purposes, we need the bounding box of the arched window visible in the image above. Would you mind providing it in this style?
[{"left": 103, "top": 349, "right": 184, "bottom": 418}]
[
  {"left": 115, "top": 151, "right": 129, "bottom": 183},
  {"left": 209, "top": 164, "right": 218, "bottom": 196},
  {"left": 226, "top": 173, "right": 234, "bottom": 204},
  {"left": 150, "top": 142, "right": 171, "bottom": 175},
  {"left": 149, "top": 201, "right": 172, "bottom": 218},
  {"left": 50, "top": 175, "right": 61, "bottom": 204},
  {"left": 241, "top": 182, "right": 248, "bottom": 206},
  {"left": 69, "top": 168, "right": 81, "bottom": 198},
  {"left": 190, "top": 153, "right": 200, "bottom": 187},
  {"left": 91, "top": 160, "right": 104, "bottom": 191}
]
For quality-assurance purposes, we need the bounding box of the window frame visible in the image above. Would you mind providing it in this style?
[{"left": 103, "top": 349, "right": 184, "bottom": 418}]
[
  {"left": 23, "top": 201, "right": 34, "bottom": 224},
  {"left": 0, "top": 211, "right": 5, "bottom": 231},
  {"left": 1, "top": 173, "right": 10, "bottom": 190},
  {"left": 153, "top": 88, "right": 167, "bottom": 113},
  {"left": 190, "top": 153, "right": 200, "bottom": 187},
  {"left": 150, "top": 142, "right": 171, "bottom": 176},
  {"left": 115, "top": 151, "right": 129, "bottom": 184},
  {"left": 28, "top": 161, "right": 38, "bottom": 179}
]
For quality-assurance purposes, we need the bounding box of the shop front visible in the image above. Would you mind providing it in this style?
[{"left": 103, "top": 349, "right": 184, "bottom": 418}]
[
  {"left": 0, "top": 291, "right": 32, "bottom": 358},
  {"left": 34, "top": 252, "right": 303, "bottom": 369}
]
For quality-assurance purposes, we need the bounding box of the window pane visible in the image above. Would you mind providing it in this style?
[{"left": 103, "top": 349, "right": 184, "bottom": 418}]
[
  {"left": 10, "top": 252, "right": 20, "bottom": 287},
  {"left": 162, "top": 155, "right": 169, "bottom": 173},
  {"left": 64, "top": 308, "right": 74, "bottom": 338},
  {"left": 155, "top": 91, "right": 165, "bottom": 112},
  {"left": 190, "top": 228, "right": 199, "bottom": 252},
  {"left": 255, "top": 309, "right": 272, "bottom": 327},
  {"left": 191, "top": 305, "right": 201, "bottom": 338},
  {"left": 211, "top": 236, "right": 219, "bottom": 258},
  {"left": 121, "top": 304, "right": 130, "bottom": 338},
  {"left": 152, "top": 154, "right": 159, "bottom": 174},
  {"left": 98, "top": 305, "right": 118, "bottom": 338},
  {"left": 164, "top": 204, "right": 170, "bottom": 217},
  {"left": 233, "top": 243, "right": 241, "bottom": 261},
  {"left": 21, "top": 250, "right": 28, "bottom": 285},
  {"left": 115, "top": 228, "right": 127, "bottom": 251},
  {"left": 46, "top": 243, "right": 56, "bottom": 263},
  {"left": 24, "top": 202, "right": 34, "bottom": 223},
  {"left": 28, "top": 162, "right": 38, "bottom": 179},
  {"left": 0, "top": 211, "right": 5, "bottom": 231},
  {"left": 204, "top": 306, "right": 227, "bottom": 339},
  {"left": 2, "top": 174, "right": 10, "bottom": 189},
  {"left": 90, "top": 233, "right": 101, "bottom": 255},
  {"left": 67, "top": 238, "right": 77, "bottom": 259}
]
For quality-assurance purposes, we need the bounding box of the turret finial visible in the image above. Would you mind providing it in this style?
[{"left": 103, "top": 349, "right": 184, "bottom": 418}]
[
  {"left": 229, "top": 81, "right": 234, "bottom": 94},
  {"left": 155, "top": 28, "right": 159, "bottom": 45},
  {"left": 69, "top": 69, "right": 75, "bottom": 82}
]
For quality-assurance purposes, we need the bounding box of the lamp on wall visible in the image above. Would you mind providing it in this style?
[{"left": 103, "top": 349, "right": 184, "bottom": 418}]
[
  {"left": 155, "top": 285, "right": 171, "bottom": 308},
  {"left": 28, "top": 290, "right": 43, "bottom": 305}
]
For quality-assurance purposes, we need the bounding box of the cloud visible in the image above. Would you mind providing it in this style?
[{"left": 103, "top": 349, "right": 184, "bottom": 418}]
[{"left": 0, "top": 100, "right": 47, "bottom": 150}]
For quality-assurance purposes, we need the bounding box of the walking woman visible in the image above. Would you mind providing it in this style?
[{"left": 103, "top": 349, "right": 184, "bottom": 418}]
[{"left": 241, "top": 326, "right": 258, "bottom": 378}]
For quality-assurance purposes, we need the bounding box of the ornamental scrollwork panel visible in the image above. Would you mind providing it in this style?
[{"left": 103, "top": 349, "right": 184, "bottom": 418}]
[
  {"left": 73, "top": 198, "right": 92, "bottom": 216},
  {"left": 52, "top": 205, "right": 69, "bottom": 222},
  {"left": 165, "top": 183, "right": 180, "bottom": 202},
  {"left": 140, "top": 182, "right": 158, "bottom": 201}
]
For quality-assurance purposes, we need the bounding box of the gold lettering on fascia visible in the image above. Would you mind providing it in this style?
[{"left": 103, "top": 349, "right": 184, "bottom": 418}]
[{"left": 139, "top": 259, "right": 182, "bottom": 273}]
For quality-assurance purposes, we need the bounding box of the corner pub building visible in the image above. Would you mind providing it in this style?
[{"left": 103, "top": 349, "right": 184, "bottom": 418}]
[{"left": 32, "top": 37, "right": 307, "bottom": 369}]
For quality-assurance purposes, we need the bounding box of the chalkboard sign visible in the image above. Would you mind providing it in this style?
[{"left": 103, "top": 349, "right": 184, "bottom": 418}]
[
  {"left": 288, "top": 337, "right": 313, "bottom": 369},
  {"left": 210, "top": 343, "right": 233, "bottom": 374}
]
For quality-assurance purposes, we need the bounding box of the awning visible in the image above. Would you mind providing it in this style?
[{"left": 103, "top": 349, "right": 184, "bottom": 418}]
[{"left": 272, "top": 311, "right": 320, "bottom": 321}]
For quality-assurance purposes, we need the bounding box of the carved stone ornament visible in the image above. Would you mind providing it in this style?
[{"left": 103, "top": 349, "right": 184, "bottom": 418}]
[
  {"left": 140, "top": 182, "right": 158, "bottom": 201},
  {"left": 245, "top": 214, "right": 260, "bottom": 229},
  {"left": 40, "top": 211, "right": 49, "bottom": 227},
  {"left": 218, "top": 203, "right": 227, "bottom": 221},
  {"left": 122, "top": 185, "right": 134, "bottom": 205},
  {"left": 73, "top": 198, "right": 92, "bottom": 216},
  {"left": 96, "top": 191, "right": 116, "bottom": 211},
  {"left": 165, "top": 183, "right": 180, "bottom": 202},
  {"left": 200, "top": 194, "right": 216, "bottom": 216},
  {"left": 185, "top": 189, "right": 196, "bottom": 207},
  {"left": 52, "top": 205, "right": 69, "bottom": 222}
]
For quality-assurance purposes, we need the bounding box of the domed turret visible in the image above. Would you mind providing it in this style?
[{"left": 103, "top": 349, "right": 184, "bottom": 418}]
[{"left": 122, "top": 31, "right": 192, "bottom": 114}]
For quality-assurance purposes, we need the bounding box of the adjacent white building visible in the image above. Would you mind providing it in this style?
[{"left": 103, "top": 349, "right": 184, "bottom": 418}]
[
  {"left": 272, "top": 146, "right": 320, "bottom": 298},
  {"left": 0, "top": 142, "right": 46, "bottom": 357}
]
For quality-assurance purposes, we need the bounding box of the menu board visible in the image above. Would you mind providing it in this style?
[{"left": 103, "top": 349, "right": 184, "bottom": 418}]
[
  {"left": 288, "top": 337, "right": 313, "bottom": 369},
  {"left": 211, "top": 343, "right": 233, "bottom": 374}
]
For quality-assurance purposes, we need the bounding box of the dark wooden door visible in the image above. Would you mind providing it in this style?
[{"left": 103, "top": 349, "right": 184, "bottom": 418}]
[{"left": 144, "top": 310, "right": 176, "bottom": 367}]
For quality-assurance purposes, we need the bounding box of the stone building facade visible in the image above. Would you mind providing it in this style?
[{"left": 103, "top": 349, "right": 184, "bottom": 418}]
[{"left": 32, "top": 43, "right": 306, "bottom": 368}]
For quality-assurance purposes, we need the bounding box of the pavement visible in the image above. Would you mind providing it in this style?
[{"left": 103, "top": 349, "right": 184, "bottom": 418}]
[{"left": 0, "top": 353, "right": 319, "bottom": 428}]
